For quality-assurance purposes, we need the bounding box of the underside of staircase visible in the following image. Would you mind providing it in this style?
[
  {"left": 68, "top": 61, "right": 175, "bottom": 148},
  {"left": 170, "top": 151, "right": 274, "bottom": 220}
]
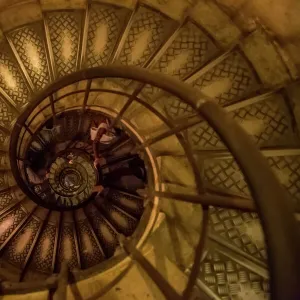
[{"left": 0, "top": 0, "right": 298, "bottom": 299}]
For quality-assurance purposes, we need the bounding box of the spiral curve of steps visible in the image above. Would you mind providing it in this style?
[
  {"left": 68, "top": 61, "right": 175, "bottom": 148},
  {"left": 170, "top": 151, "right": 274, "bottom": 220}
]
[{"left": 0, "top": 0, "right": 298, "bottom": 299}]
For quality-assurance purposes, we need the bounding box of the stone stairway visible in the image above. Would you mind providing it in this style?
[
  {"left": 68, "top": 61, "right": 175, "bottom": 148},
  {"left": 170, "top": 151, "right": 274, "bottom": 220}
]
[{"left": 0, "top": 0, "right": 298, "bottom": 299}]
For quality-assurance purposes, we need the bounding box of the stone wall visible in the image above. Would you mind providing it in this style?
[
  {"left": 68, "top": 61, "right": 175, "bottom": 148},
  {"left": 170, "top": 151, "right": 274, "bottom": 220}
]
[{"left": 215, "top": 0, "right": 300, "bottom": 73}]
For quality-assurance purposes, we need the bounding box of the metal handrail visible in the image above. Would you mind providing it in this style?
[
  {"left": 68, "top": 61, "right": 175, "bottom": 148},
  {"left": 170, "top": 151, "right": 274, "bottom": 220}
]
[{"left": 9, "top": 66, "right": 300, "bottom": 300}]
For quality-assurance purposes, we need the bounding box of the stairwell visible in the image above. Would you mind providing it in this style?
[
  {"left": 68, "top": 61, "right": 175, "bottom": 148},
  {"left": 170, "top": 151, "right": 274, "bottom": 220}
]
[{"left": 0, "top": 0, "right": 298, "bottom": 299}]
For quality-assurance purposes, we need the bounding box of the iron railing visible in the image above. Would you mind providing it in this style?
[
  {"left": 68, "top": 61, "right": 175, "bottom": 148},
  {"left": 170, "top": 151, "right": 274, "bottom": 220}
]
[{"left": 9, "top": 66, "right": 300, "bottom": 300}]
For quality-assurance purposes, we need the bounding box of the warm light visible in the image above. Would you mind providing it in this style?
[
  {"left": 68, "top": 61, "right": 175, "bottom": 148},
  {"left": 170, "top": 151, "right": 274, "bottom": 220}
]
[
  {"left": 64, "top": 237, "right": 73, "bottom": 261},
  {"left": 16, "top": 229, "right": 33, "bottom": 253},
  {"left": 61, "top": 29, "right": 73, "bottom": 62},
  {"left": 40, "top": 237, "right": 51, "bottom": 261},
  {"left": 25, "top": 42, "right": 41, "bottom": 72},
  {"left": 0, "top": 64, "right": 17, "bottom": 89},
  {"left": 93, "top": 23, "right": 108, "bottom": 57},
  {"left": 0, "top": 217, "right": 13, "bottom": 236},
  {"left": 166, "top": 51, "right": 189, "bottom": 75},
  {"left": 130, "top": 30, "right": 152, "bottom": 64}
]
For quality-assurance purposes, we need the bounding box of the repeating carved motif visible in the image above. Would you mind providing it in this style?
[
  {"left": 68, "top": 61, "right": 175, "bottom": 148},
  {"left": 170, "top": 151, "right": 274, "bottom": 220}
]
[
  {"left": 118, "top": 6, "right": 174, "bottom": 67},
  {"left": 0, "top": 190, "right": 15, "bottom": 210},
  {"left": 267, "top": 155, "right": 300, "bottom": 209},
  {"left": 188, "top": 95, "right": 298, "bottom": 151},
  {"left": 0, "top": 41, "right": 31, "bottom": 107},
  {"left": 28, "top": 223, "right": 56, "bottom": 274},
  {"left": 46, "top": 11, "right": 82, "bottom": 78},
  {"left": 231, "top": 95, "right": 298, "bottom": 147},
  {"left": 199, "top": 249, "right": 269, "bottom": 299},
  {"left": 0, "top": 3, "right": 296, "bottom": 290},
  {"left": 0, "top": 96, "right": 17, "bottom": 127},
  {"left": 57, "top": 223, "right": 79, "bottom": 270},
  {"left": 162, "top": 94, "right": 196, "bottom": 119},
  {"left": 86, "top": 206, "right": 118, "bottom": 258},
  {"left": 108, "top": 189, "right": 144, "bottom": 217},
  {"left": 100, "top": 200, "right": 138, "bottom": 236},
  {"left": 209, "top": 207, "right": 267, "bottom": 261},
  {"left": 192, "top": 51, "right": 259, "bottom": 106},
  {"left": 204, "top": 156, "right": 300, "bottom": 209},
  {"left": 204, "top": 158, "right": 249, "bottom": 196},
  {"left": 187, "top": 121, "right": 225, "bottom": 150},
  {"left": 0, "top": 206, "right": 26, "bottom": 246},
  {"left": 86, "top": 4, "right": 129, "bottom": 67},
  {"left": 152, "top": 22, "right": 218, "bottom": 79},
  {"left": 76, "top": 219, "right": 104, "bottom": 268},
  {"left": 8, "top": 23, "right": 51, "bottom": 90},
  {"left": 3, "top": 217, "right": 40, "bottom": 267}
]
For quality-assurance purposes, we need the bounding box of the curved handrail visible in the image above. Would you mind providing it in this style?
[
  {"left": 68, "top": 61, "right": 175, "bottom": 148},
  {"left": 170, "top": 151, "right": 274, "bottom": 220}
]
[{"left": 10, "top": 66, "right": 300, "bottom": 300}]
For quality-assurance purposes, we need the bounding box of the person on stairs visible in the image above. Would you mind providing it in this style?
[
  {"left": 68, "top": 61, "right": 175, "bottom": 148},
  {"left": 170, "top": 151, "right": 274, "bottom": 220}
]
[{"left": 90, "top": 116, "right": 120, "bottom": 167}]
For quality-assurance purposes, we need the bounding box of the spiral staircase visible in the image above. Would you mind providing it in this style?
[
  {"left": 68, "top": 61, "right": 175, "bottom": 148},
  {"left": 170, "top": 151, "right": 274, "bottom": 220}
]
[{"left": 0, "top": 0, "right": 298, "bottom": 299}]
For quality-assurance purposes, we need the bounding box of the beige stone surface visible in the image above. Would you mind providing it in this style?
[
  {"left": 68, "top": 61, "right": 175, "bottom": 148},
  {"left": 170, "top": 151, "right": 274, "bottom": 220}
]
[
  {"left": 241, "top": 29, "right": 291, "bottom": 86},
  {"left": 93, "top": 0, "right": 136, "bottom": 9},
  {"left": 150, "top": 135, "right": 184, "bottom": 155},
  {"left": 190, "top": 0, "right": 241, "bottom": 48},
  {"left": 0, "top": 291, "right": 49, "bottom": 300},
  {"left": 40, "top": 0, "right": 86, "bottom": 10},
  {"left": 146, "top": 218, "right": 199, "bottom": 274},
  {"left": 158, "top": 155, "right": 196, "bottom": 187},
  {"left": 0, "top": 0, "right": 27, "bottom": 10},
  {"left": 143, "top": 0, "right": 190, "bottom": 20},
  {"left": 67, "top": 240, "right": 194, "bottom": 300},
  {"left": 160, "top": 183, "right": 203, "bottom": 231},
  {"left": 0, "top": 1, "right": 42, "bottom": 32},
  {"left": 216, "top": 0, "right": 300, "bottom": 72}
]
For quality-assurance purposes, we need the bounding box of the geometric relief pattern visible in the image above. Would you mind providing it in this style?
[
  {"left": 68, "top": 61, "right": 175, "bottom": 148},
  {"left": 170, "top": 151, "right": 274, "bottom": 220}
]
[
  {"left": 0, "top": 173, "right": 8, "bottom": 191},
  {"left": 139, "top": 83, "right": 162, "bottom": 101},
  {"left": 204, "top": 158, "right": 250, "bottom": 196},
  {"left": 46, "top": 11, "right": 82, "bottom": 78},
  {"left": 161, "top": 94, "right": 196, "bottom": 120},
  {"left": 100, "top": 200, "right": 138, "bottom": 236},
  {"left": 0, "top": 153, "right": 10, "bottom": 169},
  {"left": 118, "top": 6, "right": 174, "bottom": 67},
  {"left": 209, "top": 207, "right": 267, "bottom": 261},
  {"left": 8, "top": 23, "right": 51, "bottom": 90},
  {"left": 86, "top": 4, "right": 130, "bottom": 67},
  {"left": 0, "top": 206, "right": 26, "bottom": 246},
  {"left": 109, "top": 190, "right": 144, "bottom": 217},
  {"left": 0, "top": 190, "right": 14, "bottom": 210},
  {"left": 0, "top": 42, "right": 31, "bottom": 107},
  {"left": 58, "top": 224, "right": 79, "bottom": 270},
  {"left": 76, "top": 220, "right": 104, "bottom": 268},
  {"left": 0, "top": 97, "right": 17, "bottom": 127},
  {"left": 193, "top": 51, "right": 259, "bottom": 106},
  {"left": 85, "top": 207, "right": 118, "bottom": 258},
  {"left": 199, "top": 249, "right": 269, "bottom": 300},
  {"left": 231, "top": 95, "right": 298, "bottom": 147},
  {"left": 267, "top": 156, "right": 300, "bottom": 209},
  {"left": 187, "top": 121, "right": 225, "bottom": 150},
  {"left": 152, "top": 22, "right": 218, "bottom": 79},
  {"left": 29, "top": 223, "right": 56, "bottom": 273},
  {"left": 3, "top": 217, "right": 40, "bottom": 267},
  {"left": 0, "top": 129, "right": 8, "bottom": 145}
]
